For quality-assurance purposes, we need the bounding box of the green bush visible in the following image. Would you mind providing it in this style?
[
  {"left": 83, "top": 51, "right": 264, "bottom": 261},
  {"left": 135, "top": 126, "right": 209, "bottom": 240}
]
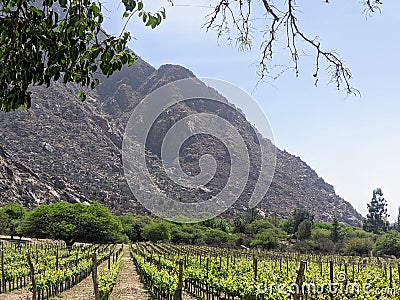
[
  {"left": 245, "top": 218, "right": 274, "bottom": 235},
  {"left": 170, "top": 224, "right": 194, "bottom": 244},
  {"left": 203, "top": 228, "right": 233, "bottom": 247},
  {"left": 375, "top": 231, "right": 400, "bottom": 257},
  {"left": 119, "top": 214, "right": 152, "bottom": 242},
  {"left": 297, "top": 220, "right": 313, "bottom": 241},
  {"left": 250, "top": 228, "right": 284, "bottom": 250},
  {"left": 343, "top": 237, "right": 373, "bottom": 256},
  {"left": 142, "top": 222, "right": 171, "bottom": 242}
]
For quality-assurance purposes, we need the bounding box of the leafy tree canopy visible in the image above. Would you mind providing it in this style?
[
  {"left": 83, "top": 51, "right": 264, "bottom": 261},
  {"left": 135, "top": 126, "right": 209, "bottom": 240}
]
[
  {"left": 331, "top": 217, "right": 340, "bottom": 243},
  {"left": 201, "top": 217, "right": 231, "bottom": 233},
  {"left": 250, "top": 227, "right": 284, "bottom": 250},
  {"left": 291, "top": 208, "right": 314, "bottom": 233},
  {"left": 343, "top": 237, "right": 374, "bottom": 256},
  {"left": 394, "top": 207, "right": 400, "bottom": 232},
  {"left": 0, "top": 203, "right": 26, "bottom": 239},
  {"left": 375, "top": 231, "right": 400, "bottom": 257},
  {"left": 142, "top": 221, "right": 171, "bottom": 242},
  {"left": 17, "top": 201, "right": 123, "bottom": 246},
  {"left": 245, "top": 218, "right": 274, "bottom": 235},
  {"left": 311, "top": 227, "right": 331, "bottom": 241},
  {"left": 203, "top": 227, "right": 233, "bottom": 247},
  {"left": 296, "top": 219, "right": 312, "bottom": 241},
  {"left": 0, "top": 0, "right": 165, "bottom": 110},
  {"left": 119, "top": 214, "right": 152, "bottom": 242}
]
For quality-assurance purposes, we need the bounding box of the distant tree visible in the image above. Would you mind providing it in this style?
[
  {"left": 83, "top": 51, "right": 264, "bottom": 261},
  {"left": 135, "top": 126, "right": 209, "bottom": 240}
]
[
  {"left": 170, "top": 224, "right": 195, "bottom": 244},
  {"left": 201, "top": 218, "right": 230, "bottom": 233},
  {"left": 297, "top": 219, "right": 313, "bottom": 241},
  {"left": 232, "top": 209, "right": 263, "bottom": 233},
  {"left": 311, "top": 227, "right": 335, "bottom": 253},
  {"left": 312, "top": 228, "right": 331, "bottom": 241},
  {"left": 331, "top": 217, "right": 340, "bottom": 243},
  {"left": 0, "top": 204, "right": 26, "bottom": 239},
  {"left": 243, "top": 208, "right": 263, "bottom": 224},
  {"left": 233, "top": 216, "right": 246, "bottom": 234},
  {"left": 245, "top": 218, "right": 274, "bottom": 235},
  {"left": 375, "top": 231, "right": 400, "bottom": 257},
  {"left": 18, "top": 201, "right": 122, "bottom": 246},
  {"left": 363, "top": 188, "right": 389, "bottom": 233},
  {"left": 250, "top": 228, "right": 284, "bottom": 250},
  {"left": 203, "top": 228, "right": 232, "bottom": 247},
  {"left": 0, "top": 211, "right": 8, "bottom": 234},
  {"left": 313, "top": 222, "right": 332, "bottom": 231},
  {"left": 142, "top": 222, "right": 171, "bottom": 242},
  {"left": 119, "top": 214, "right": 151, "bottom": 242},
  {"left": 280, "top": 219, "right": 295, "bottom": 235},
  {"left": 395, "top": 207, "right": 400, "bottom": 232},
  {"left": 292, "top": 208, "right": 314, "bottom": 233},
  {"left": 343, "top": 237, "right": 374, "bottom": 256}
]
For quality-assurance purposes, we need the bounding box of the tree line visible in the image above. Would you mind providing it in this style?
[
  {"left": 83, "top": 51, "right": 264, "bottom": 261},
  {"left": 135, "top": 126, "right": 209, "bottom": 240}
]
[{"left": 0, "top": 188, "right": 399, "bottom": 257}]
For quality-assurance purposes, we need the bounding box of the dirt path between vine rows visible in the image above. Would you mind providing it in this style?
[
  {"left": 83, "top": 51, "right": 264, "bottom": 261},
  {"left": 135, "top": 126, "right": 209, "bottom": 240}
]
[
  {"left": 0, "top": 288, "right": 31, "bottom": 300},
  {"left": 110, "top": 245, "right": 196, "bottom": 300},
  {"left": 109, "top": 245, "right": 151, "bottom": 300}
]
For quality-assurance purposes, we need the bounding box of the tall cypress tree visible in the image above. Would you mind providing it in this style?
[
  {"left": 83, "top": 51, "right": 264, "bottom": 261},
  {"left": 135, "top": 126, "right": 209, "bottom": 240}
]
[
  {"left": 331, "top": 217, "right": 340, "bottom": 243},
  {"left": 395, "top": 207, "right": 400, "bottom": 232},
  {"left": 363, "top": 188, "right": 389, "bottom": 233}
]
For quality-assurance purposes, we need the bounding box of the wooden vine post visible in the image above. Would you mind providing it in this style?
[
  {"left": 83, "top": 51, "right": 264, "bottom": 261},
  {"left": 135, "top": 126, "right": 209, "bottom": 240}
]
[
  {"left": 398, "top": 263, "right": 400, "bottom": 282},
  {"left": 56, "top": 247, "right": 59, "bottom": 270},
  {"left": 174, "top": 259, "right": 184, "bottom": 300},
  {"left": 1, "top": 242, "right": 5, "bottom": 293},
  {"left": 108, "top": 246, "right": 112, "bottom": 270},
  {"left": 329, "top": 261, "right": 334, "bottom": 300},
  {"left": 293, "top": 261, "right": 306, "bottom": 300},
  {"left": 27, "top": 252, "right": 37, "bottom": 300},
  {"left": 253, "top": 256, "right": 258, "bottom": 282},
  {"left": 92, "top": 252, "right": 100, "bottom": 300}
]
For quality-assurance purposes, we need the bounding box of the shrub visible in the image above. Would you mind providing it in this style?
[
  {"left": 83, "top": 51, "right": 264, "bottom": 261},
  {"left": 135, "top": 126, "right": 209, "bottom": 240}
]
[
  {"left": 142, "top": 222, "right": 171, "bottom": 242},
  {"left": 343, "top": 237, "right": 373, "bottom": 256}
]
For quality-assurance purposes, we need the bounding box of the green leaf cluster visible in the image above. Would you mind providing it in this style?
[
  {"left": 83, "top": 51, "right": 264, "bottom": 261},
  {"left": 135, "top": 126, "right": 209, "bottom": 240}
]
[{"left": 0, "top": 0, "right": 165, "bottom": 111}]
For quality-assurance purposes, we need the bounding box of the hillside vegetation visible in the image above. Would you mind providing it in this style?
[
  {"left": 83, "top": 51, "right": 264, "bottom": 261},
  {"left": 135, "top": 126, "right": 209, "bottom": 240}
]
[{"left": 1, "top": 202, "right": 398, "bottom": 257}]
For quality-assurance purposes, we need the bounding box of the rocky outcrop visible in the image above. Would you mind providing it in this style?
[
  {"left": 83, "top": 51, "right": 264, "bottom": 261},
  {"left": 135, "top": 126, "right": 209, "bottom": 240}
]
[{"left": 0, "top": 146, "right": 88, "bottom": 208}]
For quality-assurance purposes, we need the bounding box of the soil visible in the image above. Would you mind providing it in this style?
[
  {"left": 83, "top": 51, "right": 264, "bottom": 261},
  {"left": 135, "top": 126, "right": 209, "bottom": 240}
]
[{"left": 109, "top": 245, "right": 151, "bottom": 300}]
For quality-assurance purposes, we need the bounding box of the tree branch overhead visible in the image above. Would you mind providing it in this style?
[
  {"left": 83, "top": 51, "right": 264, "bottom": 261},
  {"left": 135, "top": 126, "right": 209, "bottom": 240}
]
[{"left": 205, "top": 0, "right": 382, "bottom": 95}]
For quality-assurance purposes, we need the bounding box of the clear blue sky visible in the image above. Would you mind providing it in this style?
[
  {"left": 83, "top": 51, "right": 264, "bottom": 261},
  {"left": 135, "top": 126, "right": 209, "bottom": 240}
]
[{"left": 102, "top": 1, "right": 400, "bottom": 221}]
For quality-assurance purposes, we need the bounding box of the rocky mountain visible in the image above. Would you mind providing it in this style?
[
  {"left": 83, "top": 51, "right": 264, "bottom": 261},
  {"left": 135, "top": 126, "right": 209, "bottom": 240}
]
[
  {"left": 0, "top": 145, "right": 88, "bottom": 208},
  {"left": 0, "top": 58, "right": 363, "bottom": 225}
]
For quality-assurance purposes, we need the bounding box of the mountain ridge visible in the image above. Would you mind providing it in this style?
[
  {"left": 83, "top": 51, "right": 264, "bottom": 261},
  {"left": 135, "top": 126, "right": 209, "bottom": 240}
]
[{"left": 0, "top": 61, "right": 363, "bottom": 225}]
